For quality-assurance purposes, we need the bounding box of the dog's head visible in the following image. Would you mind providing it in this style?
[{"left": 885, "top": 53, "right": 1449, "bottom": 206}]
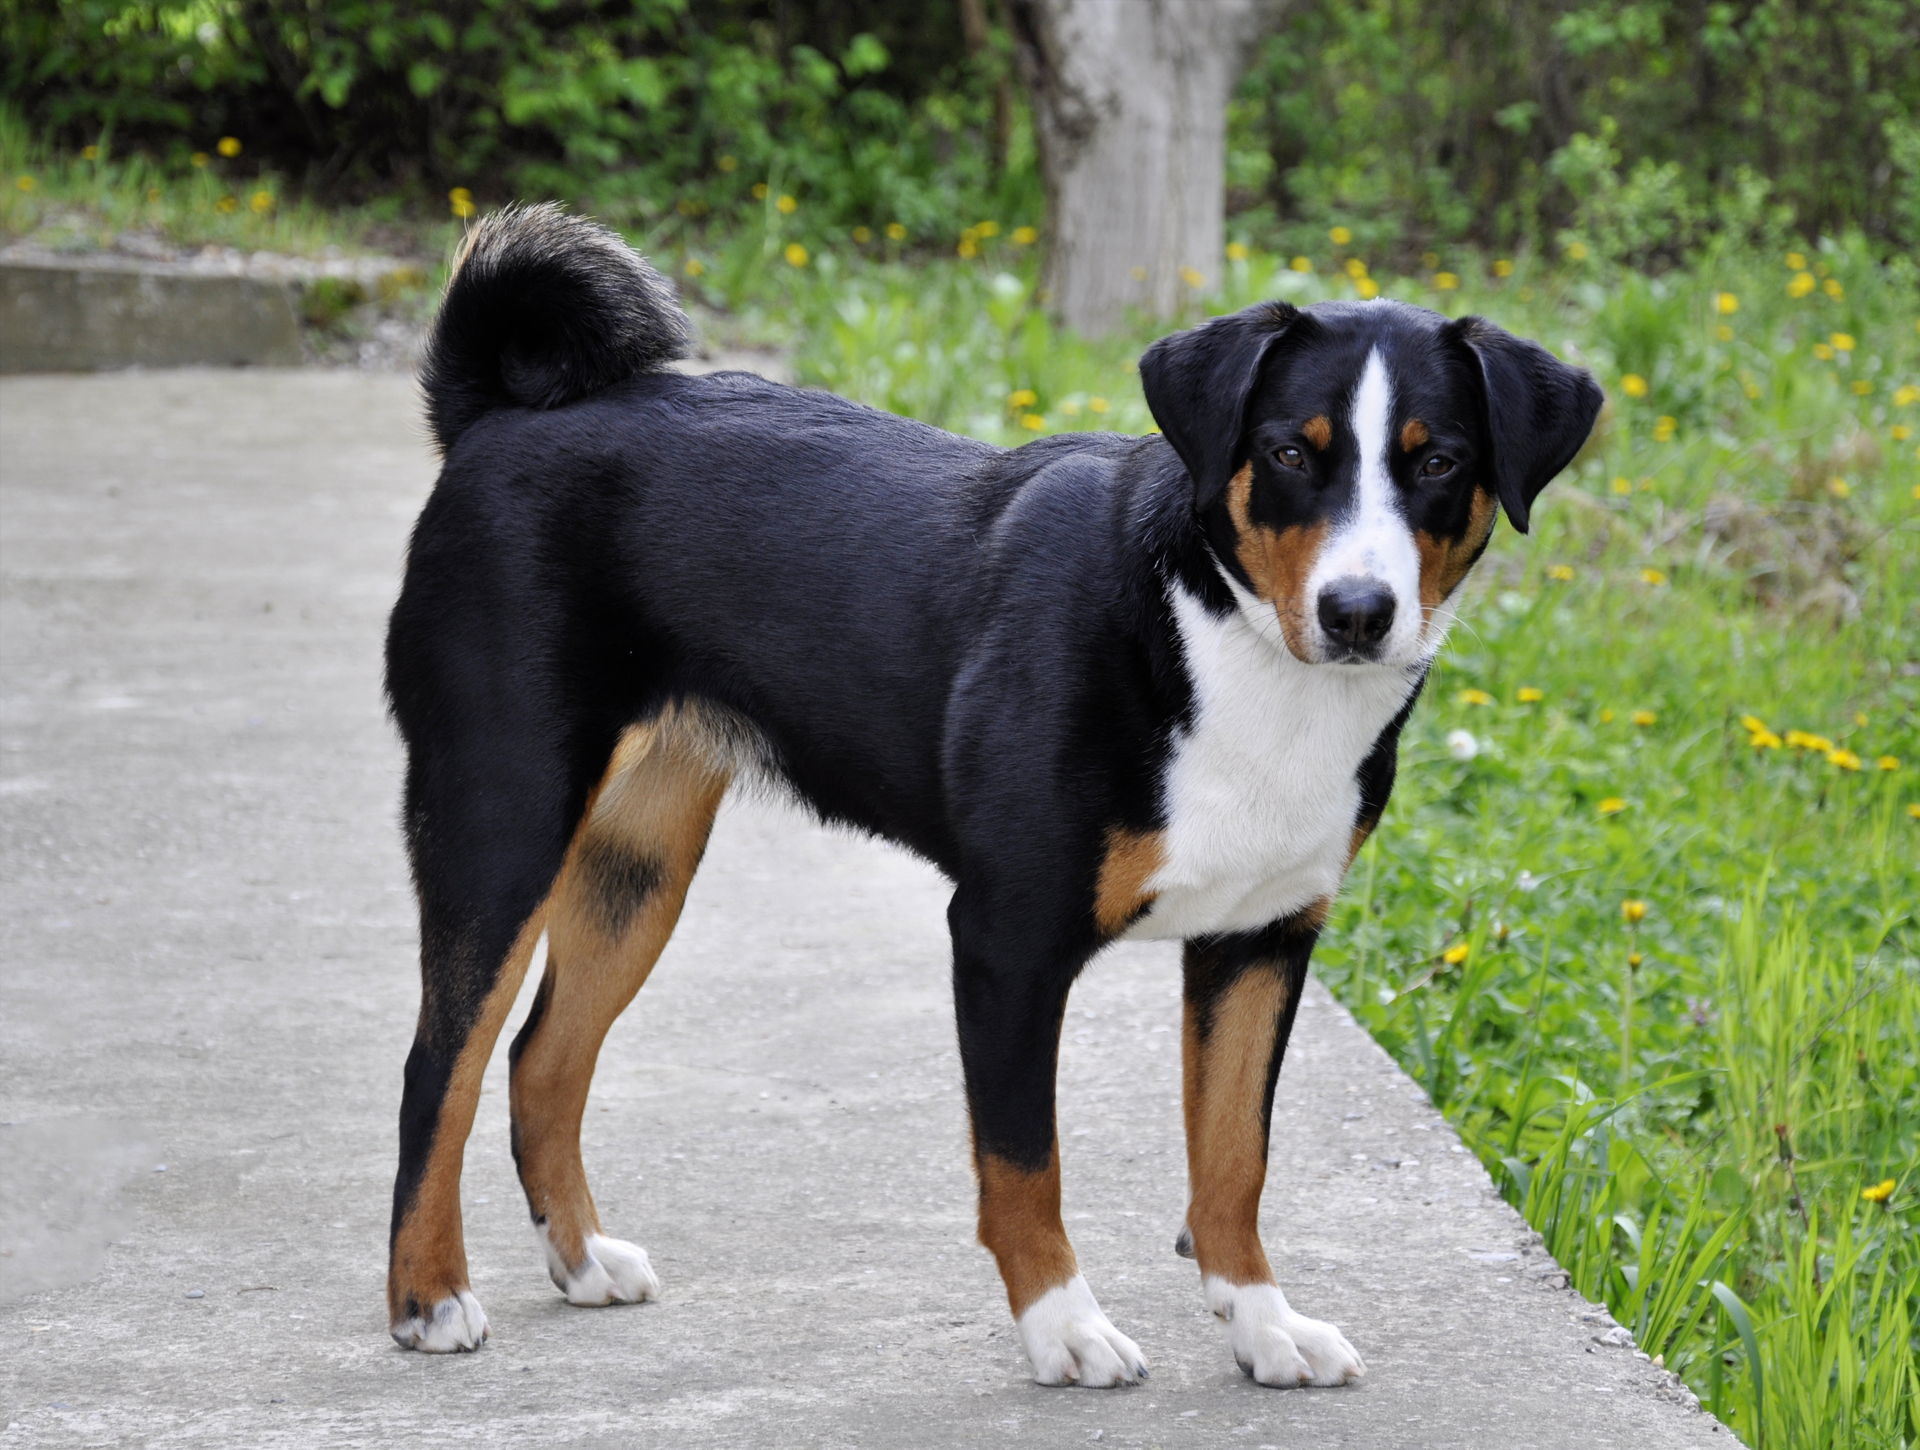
[{"left": 1141, "top": 299, "right": 1601, "bottom": 667}]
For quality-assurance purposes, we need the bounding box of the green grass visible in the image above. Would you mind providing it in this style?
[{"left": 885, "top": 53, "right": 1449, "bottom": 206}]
[
  {"left": 670, "top": 218, "right": 1920, "bottom": 1447},
  {"left": 12, "top": 125, "right": 1916, "bottom": 1442}
]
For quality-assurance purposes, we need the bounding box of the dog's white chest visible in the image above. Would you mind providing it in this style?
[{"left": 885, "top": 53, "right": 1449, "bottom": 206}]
[{"left": 1124, "top": 584, "right": 1418, "bottom": 943}]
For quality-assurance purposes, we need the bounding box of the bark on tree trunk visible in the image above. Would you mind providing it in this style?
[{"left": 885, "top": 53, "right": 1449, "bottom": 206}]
[{"left": 1010, "top": 0, "right": 1275, "bottom": 337}]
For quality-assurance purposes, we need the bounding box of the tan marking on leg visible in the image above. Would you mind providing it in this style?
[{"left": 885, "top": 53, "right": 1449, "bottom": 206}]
[
  {"left": 978, "top": 1150, "right": 1079, "bottom": 1317},
  {"left": 1302, "top": 415, "right": 1332, "bottom": 450},
  {"left": 1182, "top": 967, "right": 1292, "bottom": 1287},
  {"left": 1348, "top": 820, "right": 1375, "bottom": 865},
  {"left": 1095, "top": 827, "right": 1165, "bottom": 936},
  {"left": 1400, "top": 418, "right": 1429, "bottom": 451},
  {"left": 1414, "top": 486, "right": 1498, "bottom": 619},
  {"left": 1226, "top": 463, "right": 1329, "bottom": 660},
  {"left": 388, "top": 911, "right": 545, "bottom": 1323},
  {"left": 512, "top": 708, "right": 730, "bottom": 1275}
]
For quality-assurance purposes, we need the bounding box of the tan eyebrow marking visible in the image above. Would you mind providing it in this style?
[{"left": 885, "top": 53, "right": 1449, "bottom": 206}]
[
  {"left": 1400, "top": 418, "right": 1429, "bottom": 450},
  {"left": 1302, "top": 415, "right": 1332, "bottom": 450}
]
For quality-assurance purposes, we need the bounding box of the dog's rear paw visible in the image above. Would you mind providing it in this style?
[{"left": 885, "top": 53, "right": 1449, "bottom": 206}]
[
  {"left": 391, "top": 1289, "right": 489, "bottom": 1352},
  {"left": 1207, "top": 1279, "right": 1363, "bottom": 1388},
  {"left": 1017, "top": 1276, "right": 1149, "bottom": 1388},
  {"left": 541, "top": 1227, "right": 661, "bottom": 1307}
]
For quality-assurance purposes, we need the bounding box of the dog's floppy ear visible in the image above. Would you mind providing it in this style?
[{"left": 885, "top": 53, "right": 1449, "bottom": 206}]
[
  {"left": 1140, "top": 302, "right": 1300, "bottom": 511},
  {"left": 1450, "top": 317, "right": 1603, "bottom": 534}
]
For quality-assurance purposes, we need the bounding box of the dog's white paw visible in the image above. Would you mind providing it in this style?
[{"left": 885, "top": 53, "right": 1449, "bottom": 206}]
[
  {"left": 1016, "top": 1276, "right": 1149, "bottom": 1388},
  {"left": 1205, "top": 1278, "right": 1364, "bottom": 1387},
  {"left": 540, "top": 1225, "right": 661, "bottom": 1306},
  {"left": 391, "top": 1289, "right": 489, "bottom": 1352}
]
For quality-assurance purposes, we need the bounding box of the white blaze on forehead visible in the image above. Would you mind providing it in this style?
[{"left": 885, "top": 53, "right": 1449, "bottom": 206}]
[{"left": 1305, "top": 347, "right": 1423, "bottom": 662}]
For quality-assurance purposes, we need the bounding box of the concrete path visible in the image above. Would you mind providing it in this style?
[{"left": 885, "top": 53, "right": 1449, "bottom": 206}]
[{"left": 0, "top": 371, "right": 1733, "bottom": 1448}]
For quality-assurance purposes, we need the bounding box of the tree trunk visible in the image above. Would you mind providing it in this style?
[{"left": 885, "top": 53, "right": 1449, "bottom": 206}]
[{"left": 1010, "top": 0, "right": 1275, "bottom": 336}]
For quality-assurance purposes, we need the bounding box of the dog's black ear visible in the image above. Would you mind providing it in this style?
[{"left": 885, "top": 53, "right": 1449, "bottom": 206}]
[
  {"left": 1450, "top": 317, "right": 1603, "bottom": 534},
  {"left": 1140, "top": 302, "right": 1300, "bottom": 511}
]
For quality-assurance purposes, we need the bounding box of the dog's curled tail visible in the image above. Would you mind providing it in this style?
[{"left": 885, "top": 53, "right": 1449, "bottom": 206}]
[{"left": 421, "top": 202, "right": 691, "bottom": 454}]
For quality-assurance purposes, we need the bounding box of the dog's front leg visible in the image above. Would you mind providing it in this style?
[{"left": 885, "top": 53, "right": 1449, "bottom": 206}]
[
  {"left": 1178, "top": 909, "right": 1365, "bottom": 1387},
  {"left": 949, "top": 887, "right": 1147, "bottom": 1387}
]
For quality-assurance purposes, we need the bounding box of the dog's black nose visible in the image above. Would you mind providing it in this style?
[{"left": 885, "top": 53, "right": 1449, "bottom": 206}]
[{"left": 1317, "top": 579, "right": 1396, "bottom": 654}]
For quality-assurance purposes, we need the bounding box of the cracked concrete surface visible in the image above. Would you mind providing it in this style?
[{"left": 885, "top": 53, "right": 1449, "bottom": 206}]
[{"left": 0, "top": 370, "right": 1735, "bottom": 1447}]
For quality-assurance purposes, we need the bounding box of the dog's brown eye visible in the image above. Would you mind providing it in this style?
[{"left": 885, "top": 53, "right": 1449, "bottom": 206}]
[
  {"left": 1421, "top": 455, "right": 1456, "bottom": 478},
  {"left": 1274, "top": 446, "right": 1306, "bottom": 470}
]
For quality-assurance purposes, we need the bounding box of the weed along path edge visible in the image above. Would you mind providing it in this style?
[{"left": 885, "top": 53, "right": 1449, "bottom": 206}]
[{"left": 0, "top": 370, "right": 1732, "bottom": 1448}]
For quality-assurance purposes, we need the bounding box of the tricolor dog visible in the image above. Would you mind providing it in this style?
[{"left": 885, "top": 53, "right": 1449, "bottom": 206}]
[{"left": 384, "top": 205, "right": 1601, "bottom": 1385}]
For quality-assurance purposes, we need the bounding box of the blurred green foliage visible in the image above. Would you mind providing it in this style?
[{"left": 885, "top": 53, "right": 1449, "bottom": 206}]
[{"left": 5, "top": 0, "right": 1916, "bottom": 263}]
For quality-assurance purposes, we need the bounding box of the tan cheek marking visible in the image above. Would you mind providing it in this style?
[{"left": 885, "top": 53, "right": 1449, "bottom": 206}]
[
  {"left": 1225, "top": 463, "right": 1329, "bottom": 660},
  {"left": 1400, "top": 418, "right": 1429, "bottom": 450},
  {"left": 1182, "top": 966, "right": 1291, "bottom": 1285},
  {"left": 977, "top": 1151, "right": 1079, "bottom": 1316},
  {"left": 1414, "top": 486, "right": 1498, "bottom": 618},
  {"left": 1303, "top": 415, "right": 1332, "bottom": 450},
  {"left": 1095, "top": 827, "right": 1165, "bottom": 935}
]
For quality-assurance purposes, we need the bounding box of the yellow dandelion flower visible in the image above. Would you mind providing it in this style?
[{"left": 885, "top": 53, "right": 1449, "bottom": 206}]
[
  {"left": 1343, "top": 257, "right": 1369, "bottom": 280},
  {"left": 1019, "top": 413, "right": 1046, "bottom": 431},
  {"left": 1895, "top": 384, "right": 1919, "bottom": 405},
  {"left": 1179, "top": 266, "right": 1206, "bottom": 289},
  {"left": 1652, "top": 415, "right": 1677, "bottom": 442},
  {"left": 190, "top": 152, "right": 209, "bottom": 168},
  {"left": 1434, "top": 271, "right": 1460, "bottom": 291},
  {"left": 248, "top": 189, "right": 273, "bottom": 214},
  {"left": 1356, "top": 277, "right": 1380, "bottom": 300},
  {"left": 14, "top": 174, "right": 35, "bottom": 192},
  {"left": 1894, "top": 426, "right": 1914, "bottom": 441},
  {"left": 1830, "top": 332, "right": 1856, "bottom": 352},
  {"left": 1813, "top": 342, "right": 1835, "bottom": 360},
  {"left": 1861, "top": 1179, "right": 1896, "bottom": 1202},
  {"left": 214, "top": 195, "right": 238, "bottom": 214},
  {"left": 1828, "top": 748, "right": 1862, "bottom": 771},
  {"left": 717, "top": 154, "right": 738, "bottom": 172},
  {"left": 1611, "top": 475, "right": 1633, "bottom": 495},
  {"left": 1600, "top": 708, "right": 1617, "bottom": 723},
  {"left": 1851, "top": 379, "right": 1873, "bottom": 396},
  {"left": 1716, "top": 325, "right": 1734, "bottom": 342},
  {"left": 1565, "top": 240, "right": 1590, "bottom": 260},
  {"left": 1750, "top": 730, "right": 1783, "bottom": 749},
  {"left": 775, "top": 193, "right": 797, "bottom": 215},
  {"left": 1007, "top": 388, "right": 1038, "bottom": 409},
  {"left": 1014, "top": 226, "right": 1039, "bottom": 246},
  {"left": 1909, "top": 803, "right": 1920, "bottom": 820},
  {"left": 751, "top": 181, "right": 768, "bottom": 200},
  {"left": 1855, "top": 712, "right": 1869, "bottom": 726},
  {"left": 851, "top": 225, "right": 872, "bottom": 245},
  {"left": 683, "top": 258, "right": 705, "bottom": 278},
  {"left": 1627, "top": 951, "right": 1644, "bottom": 968},
  {"left": 1290, "top": 256, "right": 1313, "bottom": 273},
  {"left": 1786, "top": 251, "right": 1807, "bottom": 270},
  {"left": 957, "top": 237, "right": 979, "bottom": 259},
  {"left": 1547, "top": 564, "right": 1575, "bottom": 582},
  {"left": 1787, "top": 271, "right": 1816, "bottom": 298},
  {"left": 1829, "top": 477, "right": 1851, "bottom": 498},
  {"left": 1598, "top": 797, "right": 1628, "bottom": 816},
  {"left": 1621, "top": 899, "right": 1648, "bottom": 923},
  {"left": 81, "top": 144, "right": 99, "bottom": 161},
  {"left": 1876, "top": 755, "right": 1899, "bottom": 771},
  {"left": 1621, "top": 373, "right": 1649, "bottom": 398},
  {"left": 1632, "top": 710, "right": 1657, "bottom": 726},
  {"left": 1442, "top": 943, "right": 1470, "bottom": 966},
  {"left": 1823, "top": 278, "right": 1844, "bottom": 298},
  {"left": 1516, "top": 687, "right": 1545, "bottom": 703},
  {"left": 1740, "top": 714, "right": 1768, "bottom": 733},
  {"left": 448, "top": 186, "right": 475, "bottom": 219},
  {"left": 1087, "top": 396, "right": 1110, "bottom": 415},
  {"left": 1457, "top": 688, "right": 1495, "bottom": 706},
  {"left": 1225, "top": 240, "right": 1249, "bottom": 262},
  {"left": 216, "top": 136, "right": 242, "bottom": 158},
  {"left": 885, "top": 222, "right": 907, "bottom": 241},
  {"left": 976, "top": 220, "right": 1000, "bottom": 238},
  {"left": 1715, "top": 291, "right": 1739, "bottom": 314},
  {"left": 1329, "top": 225, "right": 1353, "bottom": 245},
  {"left": 783, "top": 242, "right": 809, "bottom": 267},
  {"left": 1493, "top": 258, "right": 1515, "bottom": 278},
  {"left": 1641, "top": 568, "right": 1667, "bottom": 585}
]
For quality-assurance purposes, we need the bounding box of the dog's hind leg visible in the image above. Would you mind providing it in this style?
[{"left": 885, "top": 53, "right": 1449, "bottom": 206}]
[
  {"left": 385, "top": 703, "right": 610, "bottom": 1352},
  {"left": 508, "top": 710, "right": 729, "bottom": 1308},
  {"left": 1178, "top": 909, "right": 1365, "bottom": 1387}
]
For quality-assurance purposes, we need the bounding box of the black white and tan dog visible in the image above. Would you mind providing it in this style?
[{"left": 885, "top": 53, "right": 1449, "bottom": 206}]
[{"left": 384, "top": 204, "right": 1601, "bottom": 1385}]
